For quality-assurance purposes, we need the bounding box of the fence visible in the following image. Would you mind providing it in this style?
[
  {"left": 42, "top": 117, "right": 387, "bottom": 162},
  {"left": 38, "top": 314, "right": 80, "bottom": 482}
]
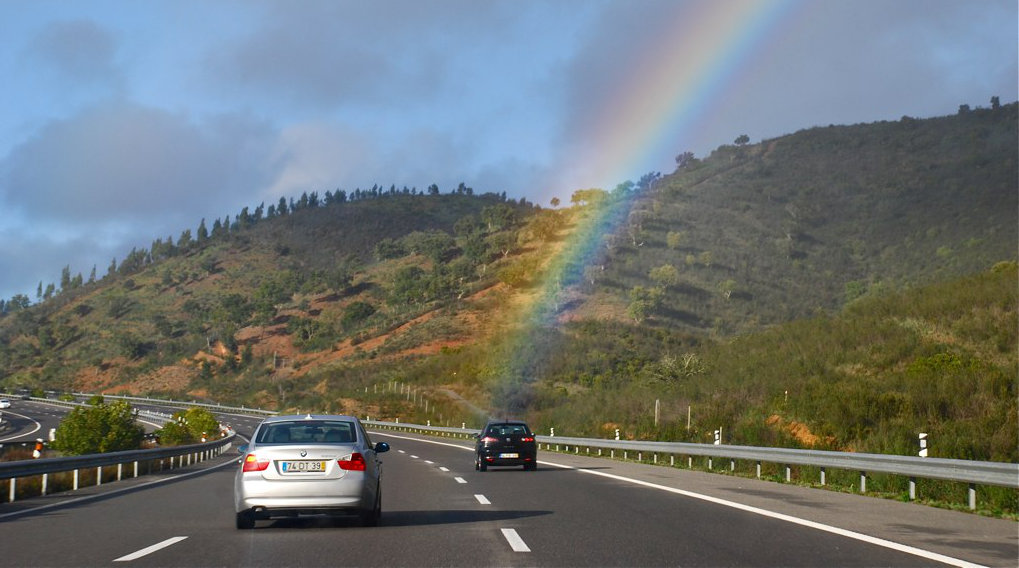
[{"left": 0, "top": 434, "right": 235, "bottom": 503}]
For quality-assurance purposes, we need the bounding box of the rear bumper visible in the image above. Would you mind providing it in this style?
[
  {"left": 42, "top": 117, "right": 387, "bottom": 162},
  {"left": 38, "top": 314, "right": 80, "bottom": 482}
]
[{"left": 235, "top": 475, "right": 371, "bottom": 513}]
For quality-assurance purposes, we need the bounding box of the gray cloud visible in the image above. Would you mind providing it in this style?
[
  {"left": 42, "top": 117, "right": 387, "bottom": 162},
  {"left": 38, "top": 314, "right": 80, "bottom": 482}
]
[
  {"left": 26, "top": 19, "right": 123, "bottom": 89},
  {"left": 2, "top": 101, "right": 278, "bottom": 227}
]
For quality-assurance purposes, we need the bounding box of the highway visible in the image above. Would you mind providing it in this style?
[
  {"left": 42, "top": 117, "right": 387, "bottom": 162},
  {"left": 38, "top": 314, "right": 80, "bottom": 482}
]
[{"left": 1, "top": 424, "right": 1015, "bottom": 567}]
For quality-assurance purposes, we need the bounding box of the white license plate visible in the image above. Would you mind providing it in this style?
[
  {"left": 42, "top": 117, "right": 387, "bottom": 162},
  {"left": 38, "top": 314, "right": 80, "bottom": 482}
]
[
  {"left": 281, "top": 460, "right": 326, "bottom": 473},
  {"left": 498, "top": 453, "right": 519, "bottom": 458}
]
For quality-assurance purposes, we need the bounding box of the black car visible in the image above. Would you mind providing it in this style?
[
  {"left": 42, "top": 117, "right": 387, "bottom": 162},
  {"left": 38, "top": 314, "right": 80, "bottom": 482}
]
[{"left": 474, "top": 420, "right": 537, "bottom": 471}]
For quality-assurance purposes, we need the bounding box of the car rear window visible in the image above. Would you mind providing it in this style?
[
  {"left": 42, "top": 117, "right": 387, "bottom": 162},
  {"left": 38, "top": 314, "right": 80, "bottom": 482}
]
[
  {"left": 486, "top": 424, "right": 530, "bottom": 436},
  {"left": 255, "top": 421, "right": 356, "bottom": 445}
]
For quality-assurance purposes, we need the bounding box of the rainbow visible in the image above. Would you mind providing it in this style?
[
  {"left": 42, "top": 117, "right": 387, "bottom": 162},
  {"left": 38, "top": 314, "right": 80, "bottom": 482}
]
[{"left": 491, "top": 0, "right": 799, "bottom": 413}]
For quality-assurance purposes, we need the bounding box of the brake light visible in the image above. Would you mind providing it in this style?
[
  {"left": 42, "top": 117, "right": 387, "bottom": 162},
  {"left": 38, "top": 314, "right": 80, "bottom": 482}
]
[
  {"left": 521, "top": 437, "right": 535, "bottom": 442},
  {"left": 338, "top": 452, "right": 367, "bottom": 471},
  {"left": 242, "top": 453, "right": 270, "bottom": 472},
  {"left": 480, "top": 436, "right": 498, "bottom": 443}
]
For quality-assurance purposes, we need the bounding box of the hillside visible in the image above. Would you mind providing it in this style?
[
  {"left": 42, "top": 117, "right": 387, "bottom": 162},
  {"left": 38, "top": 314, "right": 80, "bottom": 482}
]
[{"left": 0, "top": 103, "right": 1015, "bottom": 470}]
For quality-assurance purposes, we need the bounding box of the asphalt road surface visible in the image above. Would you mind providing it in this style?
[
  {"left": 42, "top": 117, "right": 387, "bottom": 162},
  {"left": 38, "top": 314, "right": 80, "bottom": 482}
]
[{"left": 0, "top": 429, "right": 1015, "bottom": 567}]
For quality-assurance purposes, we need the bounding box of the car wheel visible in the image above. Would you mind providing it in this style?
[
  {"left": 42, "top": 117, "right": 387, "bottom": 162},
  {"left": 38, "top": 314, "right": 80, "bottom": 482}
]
[
  {"left": 235, "top": 510, "right": 256, "bottom": 530},
  {"left": 526, "top": 462, "right": 537, "bottom": 471},
  {"left": 478, "top": 457, "right": 487, "bottom": 472}
]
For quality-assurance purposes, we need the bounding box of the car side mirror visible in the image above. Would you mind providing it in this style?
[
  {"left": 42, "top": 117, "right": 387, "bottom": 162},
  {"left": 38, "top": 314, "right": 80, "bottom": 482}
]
[{"left": 374, "top": 442, "right": 390, "bottom": 453}]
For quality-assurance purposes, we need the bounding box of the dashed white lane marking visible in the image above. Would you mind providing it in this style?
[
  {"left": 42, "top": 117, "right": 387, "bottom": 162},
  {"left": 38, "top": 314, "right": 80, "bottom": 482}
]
[
  {"left": 454, "top": 477, "right": 467, "bottom": 484},
  {"left": 475, "top": 494, "right": 491, "bottom": 505},
  {"left": 410, "top": 455, "right": 419, "bottom": 459},
  {"left": 372, "top": 430, "right": 985, "bottom": 568},
  {"left": 113, "top": 536, "right": 188, "bottom": 562},
  {"left": 424, "top": 460, "right": 434, "bottom": 464},
  {"left": 501, "top": 529, "right": 530, "bottom": 552},
  {"left": 439, "top": 466, "right": 450, "bottom": 472}
]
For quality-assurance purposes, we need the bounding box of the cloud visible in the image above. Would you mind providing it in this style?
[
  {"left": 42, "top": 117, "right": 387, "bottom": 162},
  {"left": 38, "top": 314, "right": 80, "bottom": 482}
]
[
  {"left": 26, "top": 19, "right": 123, "bottom": 90},
  {"left": 2, "top": 101, "right": 278, "bottom": 228},
  {"left": 0, "top": 101, "right": 281, "bottom": 297}
]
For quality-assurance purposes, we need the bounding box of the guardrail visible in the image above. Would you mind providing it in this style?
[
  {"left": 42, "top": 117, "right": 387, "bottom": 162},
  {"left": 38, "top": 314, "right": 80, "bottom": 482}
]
[
  {"left": 0, "top": 434, "right": 236, "bottom": 504},
  {"left": 69, "top": 393, "right": 278, "bottom": 416},
  {"left": 364, "top": 420, "right": 1019, "bottom": 510}
]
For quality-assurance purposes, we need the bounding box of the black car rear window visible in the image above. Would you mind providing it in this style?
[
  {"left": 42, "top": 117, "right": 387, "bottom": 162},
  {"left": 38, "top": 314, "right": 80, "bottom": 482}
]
[
  {"left": 486, "top": 424, "right": 531, "bottom": 436},
  {"left": 256, "top": 421, "right": 356, "bottom": 445}
]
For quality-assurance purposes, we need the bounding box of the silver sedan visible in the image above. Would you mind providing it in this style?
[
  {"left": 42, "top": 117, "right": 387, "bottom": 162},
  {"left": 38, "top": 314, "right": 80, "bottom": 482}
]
[{"left": 233, "top": 414, "right": 390, "bottom": 529}]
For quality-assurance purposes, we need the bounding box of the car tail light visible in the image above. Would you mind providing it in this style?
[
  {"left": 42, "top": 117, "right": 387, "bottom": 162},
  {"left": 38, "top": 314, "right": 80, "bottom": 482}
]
[
  {"left": 480, "top": 436, "right": 498, "bottom": 443},
  {"left": 338, "top": 452, "right": 367, "bottom": 471},
  {"left": 521, "top": 436, "right": 535, "bottom": 442},
  {"left": 242, "top": 453, "right": 270, "bottom": 472}
]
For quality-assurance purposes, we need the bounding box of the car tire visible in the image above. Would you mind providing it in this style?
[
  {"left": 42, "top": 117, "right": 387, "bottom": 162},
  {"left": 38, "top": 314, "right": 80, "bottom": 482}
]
[
  {"left": 236, "top": 510, "right": 256, "bottom": 530},
  {"left": 526, "top": 462, "right": 537, "bottom": 471},
  {"left": 478, "top": 457, "right": 487, "bottom": 472}
]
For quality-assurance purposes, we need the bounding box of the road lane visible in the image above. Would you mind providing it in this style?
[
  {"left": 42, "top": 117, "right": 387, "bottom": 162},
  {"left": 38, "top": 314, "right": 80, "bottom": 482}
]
[{"left": 0, "top": 428, "right": 1013, "bottom": 567}]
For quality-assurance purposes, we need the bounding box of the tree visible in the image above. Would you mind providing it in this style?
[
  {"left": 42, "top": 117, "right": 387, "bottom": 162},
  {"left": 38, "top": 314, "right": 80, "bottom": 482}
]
[
  {"left": 734, "top": 134, "right": 750, "bottom": 146},
  {"left": 570, "top": 188, "right": 608, "bottom": 208},
  {"left": 666, "top": 231, "right": 685, "bottom": 249},
  {"left": 675, "top": 151, "right": 697, "bottom": 170},
  {"left": 649, "top": 264, "right": 680, "bottom": 288},
  {"left": 627, "top": 286, "right": 663, "bottom": 323},
  {"left": 53, "top": 397, "right": 144, "bottom": 455}
]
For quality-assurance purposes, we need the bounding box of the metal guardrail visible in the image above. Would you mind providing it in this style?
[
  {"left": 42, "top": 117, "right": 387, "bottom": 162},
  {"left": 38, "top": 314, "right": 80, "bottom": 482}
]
[
  {"left": 68, "top": 393, "right": 278, "bottom": 416},
  {"left": 0, "top": 434, "right": 236, "bottom": 503},
  {"left": 364, "top": 420, "right": 1019, "bottom": 510}
]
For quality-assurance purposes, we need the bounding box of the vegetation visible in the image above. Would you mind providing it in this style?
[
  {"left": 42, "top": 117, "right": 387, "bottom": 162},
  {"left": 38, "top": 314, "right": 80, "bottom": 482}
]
[
  {"left": 156, "top": 407, "right": 221, "bottom": 445},
  {"left": 0, "top": 102, "right": 1014, "bottom": 497},
  {"left": 52, "top": 396, "right": 144, "bottom": 455}
]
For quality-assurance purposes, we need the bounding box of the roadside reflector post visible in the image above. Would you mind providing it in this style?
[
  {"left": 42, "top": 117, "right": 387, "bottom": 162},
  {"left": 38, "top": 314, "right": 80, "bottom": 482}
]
[
  {"left": 918, "top": 433, "right": 928, "bottom": 458},
  {"left": 859, "top": 471, "right": 867, "bottom": 493},
  {"left": 909, "top": 477, "right": 917, "bottom": 500},
  {"left": 968, "top": 484, "right": 976, "bottom": 510}
]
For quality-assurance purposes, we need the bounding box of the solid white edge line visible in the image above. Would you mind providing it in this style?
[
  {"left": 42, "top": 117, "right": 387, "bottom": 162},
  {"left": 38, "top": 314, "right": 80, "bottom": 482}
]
[
  {"left": 501, "top": 528, "right": 531, "bottom": 552},
  {"left": 540, "top": 461, "right": 987, "bottom": 568},
  {"left": 475, "top": 494, "right": 491, "bottom": 505},
  {"left": 371, "top": 431, "right": 988, "bottom": 568},
  {"left": 113, "top": 536, "right": 188, "bottom": 562}
]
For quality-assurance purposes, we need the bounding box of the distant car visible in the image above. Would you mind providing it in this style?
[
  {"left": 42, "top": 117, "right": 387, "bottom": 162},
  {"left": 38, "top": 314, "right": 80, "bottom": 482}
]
[
  {"left": 474, "top": 420, "right": 537, "bottom": 471},
  {"left": 0, "top": 398, "right": 10, "bottom": 409},
  {"left": 233, "top": 414, "right": 389, "bottom": 529}
]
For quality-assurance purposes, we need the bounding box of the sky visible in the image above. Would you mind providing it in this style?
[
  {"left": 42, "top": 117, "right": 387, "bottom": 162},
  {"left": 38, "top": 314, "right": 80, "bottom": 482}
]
[{"left": 0, "top": 0, "right": 1015, "bottom": 302}]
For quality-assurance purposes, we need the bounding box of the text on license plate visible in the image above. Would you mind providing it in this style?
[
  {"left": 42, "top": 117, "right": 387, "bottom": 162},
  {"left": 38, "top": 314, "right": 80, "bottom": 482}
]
[
  {"left": 498, "top": 453, "right": 519, "bottom": 458},
  {"left": 281, "top": 461, "right": 326, "bottom": 473}
]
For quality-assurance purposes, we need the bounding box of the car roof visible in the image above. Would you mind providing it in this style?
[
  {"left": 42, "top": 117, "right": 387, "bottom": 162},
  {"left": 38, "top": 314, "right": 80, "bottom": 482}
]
[
  {"left": 484, "top": 420, "right": 529, "bottom": 426},
  {"left": 260, "top": 414, "right": 360, "bottom": 424}
]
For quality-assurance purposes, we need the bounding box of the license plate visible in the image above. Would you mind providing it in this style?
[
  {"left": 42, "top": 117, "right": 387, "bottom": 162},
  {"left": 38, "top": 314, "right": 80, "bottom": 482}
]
[
  {"left": 281, "top": 461, "right": 326, "bottom": 473},
  {"left": 498, "top": 453, "right": 519, "bottom": 458}
]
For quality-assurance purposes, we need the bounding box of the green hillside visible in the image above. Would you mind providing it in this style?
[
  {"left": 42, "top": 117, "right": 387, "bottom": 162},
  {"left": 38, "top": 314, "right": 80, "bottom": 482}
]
[{"left": 0, "top": 103, "right": 1015, "bottom": 478}]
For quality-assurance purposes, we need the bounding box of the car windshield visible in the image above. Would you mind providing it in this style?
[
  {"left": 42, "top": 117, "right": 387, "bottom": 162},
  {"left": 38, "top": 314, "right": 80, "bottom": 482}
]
[{"left": 255, "top": 420, "right": 356, "bottom": 445}]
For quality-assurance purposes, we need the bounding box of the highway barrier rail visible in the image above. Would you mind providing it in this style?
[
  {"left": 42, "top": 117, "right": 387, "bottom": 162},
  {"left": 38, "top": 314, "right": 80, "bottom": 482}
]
[
  {"left": 0, "top": 434, "right": 235, "bottom": 504},
  {"left": 364, "top": 420, "right": 1019, "bottom": 510}
]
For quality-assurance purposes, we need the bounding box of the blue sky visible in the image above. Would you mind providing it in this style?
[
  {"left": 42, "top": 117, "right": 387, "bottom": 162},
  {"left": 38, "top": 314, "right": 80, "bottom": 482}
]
[{"left": 0, "top": 0, "right": 1015, "bottom": 302}]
